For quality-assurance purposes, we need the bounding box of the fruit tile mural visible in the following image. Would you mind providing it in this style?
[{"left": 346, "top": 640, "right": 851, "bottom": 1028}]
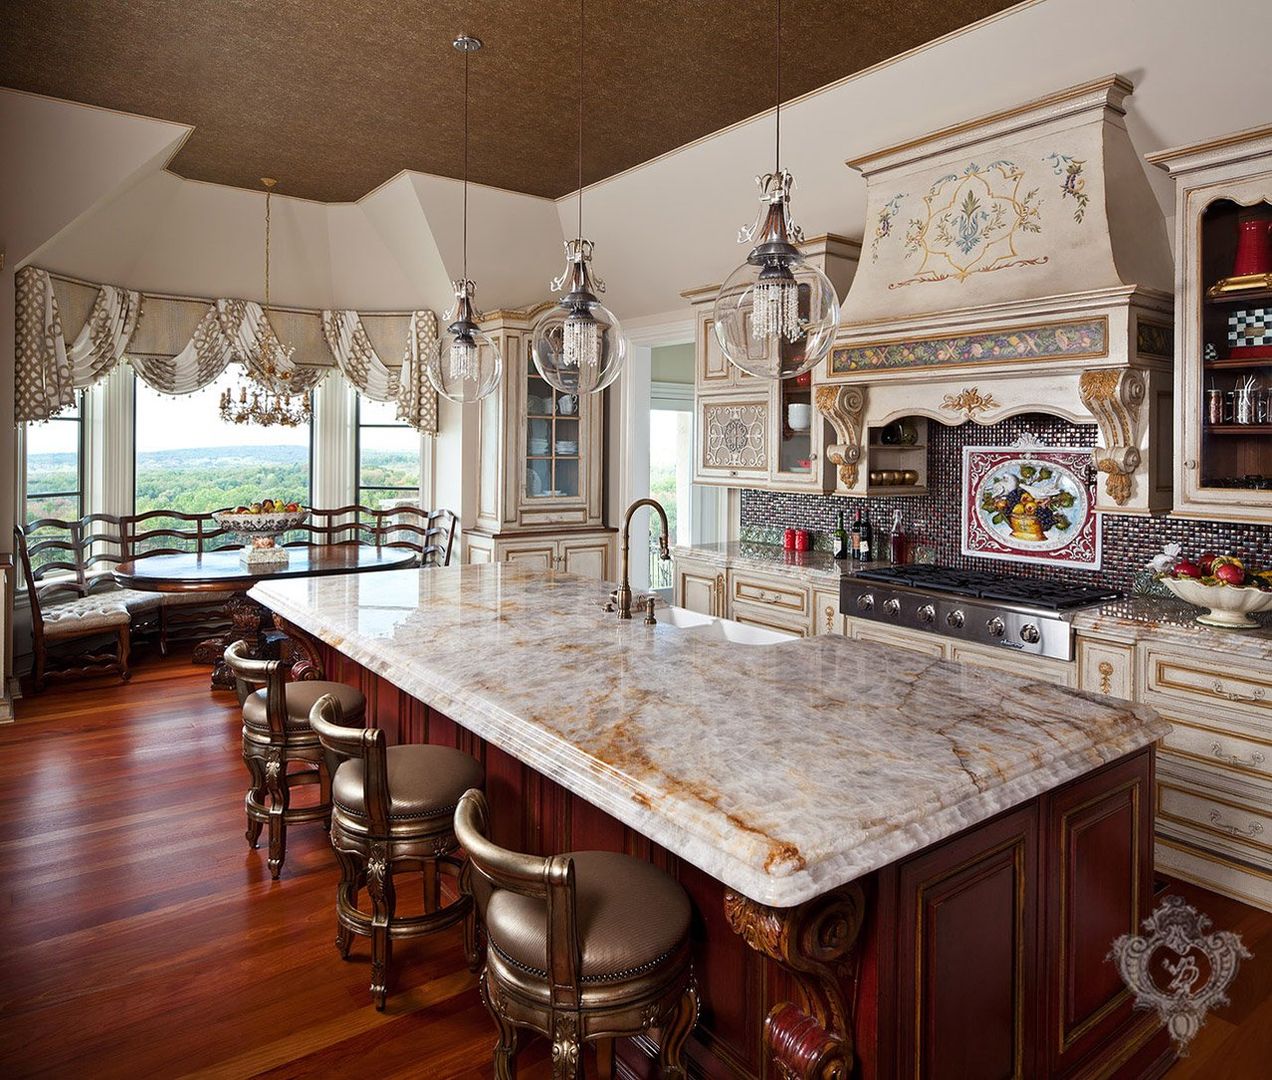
[{"left": 740, "top": 413, "right": 1272, "bottom": 592}]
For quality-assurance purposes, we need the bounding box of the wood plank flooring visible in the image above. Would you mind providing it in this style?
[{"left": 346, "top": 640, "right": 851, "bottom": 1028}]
[{"left": 1, "top": 650, "right": 1269, "bottom": 1078}]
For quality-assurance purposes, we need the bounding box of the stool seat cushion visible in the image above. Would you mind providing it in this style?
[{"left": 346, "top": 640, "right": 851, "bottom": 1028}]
[
  {"left": 243, "top": 680, "right": 366, "bottom": 731},
  {"left": 333, "top": 744, "right": 482, "bottom": 821},
  {"left": 485, "top": 851, "right": 691, "bottom": 983}
]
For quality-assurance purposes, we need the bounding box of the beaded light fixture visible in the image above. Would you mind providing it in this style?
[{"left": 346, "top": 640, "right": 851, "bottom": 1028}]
[{"left": 218, "top": 178, "right": 311, "bottom": 427}]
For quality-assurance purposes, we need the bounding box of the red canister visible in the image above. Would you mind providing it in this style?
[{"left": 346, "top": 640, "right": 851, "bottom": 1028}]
[
  {"left": 783, "top": 527, "right": 797, "bottom": 550},
  {"left": 794, "top": 529, "right": 812, "bottom": 552}
]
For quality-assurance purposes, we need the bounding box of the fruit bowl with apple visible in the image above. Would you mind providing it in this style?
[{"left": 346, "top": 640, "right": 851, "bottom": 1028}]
[
  {"left": 1159, "top": 553, "right": 1272, "bottom": 629},
  {"left": 213, "top": 501, "right": 309, "bottom": 566}
]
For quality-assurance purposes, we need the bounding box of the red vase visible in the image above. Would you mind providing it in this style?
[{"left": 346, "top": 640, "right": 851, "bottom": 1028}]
[{"left": 1231, "top": 217, "right": 1272, "bottom": 277}]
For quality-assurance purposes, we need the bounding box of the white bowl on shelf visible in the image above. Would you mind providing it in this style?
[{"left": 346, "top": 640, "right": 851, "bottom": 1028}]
[
  {"left": 1160, "top": 575, "right": 1272, "bottom": 629},
  {"left": 787, "top": 403, "right": 812, "bottom": 432}
]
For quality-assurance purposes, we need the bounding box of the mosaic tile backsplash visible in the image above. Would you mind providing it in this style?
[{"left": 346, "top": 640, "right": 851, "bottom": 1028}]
[{"left": 739, "top": 413, "right": 1272, "bottom": 592}]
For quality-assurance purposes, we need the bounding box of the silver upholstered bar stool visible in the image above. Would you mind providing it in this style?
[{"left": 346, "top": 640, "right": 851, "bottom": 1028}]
[
  {"left": 454, "top": 788, "right": 698, "bottom": 1078},
  {"left": 224, "top": 640, "right": 366, "bottom": 879},
  {"left": 308, "top": 693, "right": 483, "bottom": 1009}
]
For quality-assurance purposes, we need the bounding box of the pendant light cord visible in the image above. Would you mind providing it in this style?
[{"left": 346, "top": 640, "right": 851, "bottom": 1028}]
[
  {"left": 577, "top": 0, "right": 584, "bottom": 241},
  {"left": 774, "top": 0, "right": 781, "bottom": 176},
  {"left": 462, "top": 40, "right": 470, "bottom": 284},
  {"left": 264, "top": 184, "right": 272, "bottom": 313}
]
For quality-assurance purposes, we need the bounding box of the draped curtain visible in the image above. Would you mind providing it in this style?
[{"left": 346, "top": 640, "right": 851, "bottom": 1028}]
[
  {"left": 15, "top": 267, "right": 437, "bottom": 432},
  {"left": 321, "top": 308, "right": 438, "bottom": 433}
]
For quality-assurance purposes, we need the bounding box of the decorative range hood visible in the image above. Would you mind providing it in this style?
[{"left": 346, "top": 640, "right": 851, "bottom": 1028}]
[{"left": 816, "top": 75, "right": 1175, "bottom": 514}]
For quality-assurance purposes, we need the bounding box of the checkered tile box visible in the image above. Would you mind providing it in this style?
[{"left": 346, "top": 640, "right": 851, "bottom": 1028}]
[{"left": 1228, "top": 308, "right": 1270, "bottom": 348}]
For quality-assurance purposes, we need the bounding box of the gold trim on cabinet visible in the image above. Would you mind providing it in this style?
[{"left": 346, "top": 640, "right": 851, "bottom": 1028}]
[{"left": 1156, "top": 780, "right": 1270, "bottom": 850}]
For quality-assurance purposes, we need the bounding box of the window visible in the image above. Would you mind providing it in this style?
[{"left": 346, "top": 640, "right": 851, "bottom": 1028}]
[
  {"left": 134, "top": 366, "right": 312, "bottom": 514},
  {"left": 24, "top": 395, "right": 83, "bottom": 523},
  {"left": 356, "top": 395, "right": 420, "bottom": 510}
]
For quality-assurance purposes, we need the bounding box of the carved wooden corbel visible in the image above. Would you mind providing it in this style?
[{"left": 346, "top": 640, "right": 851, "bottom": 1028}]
[
  {"left": 724, "top": 883, "right": 866, "bottom": 1080},
  {"left": 814, "top": 384, "right": 867, "bottom": 488},
  {"left": 1078, "top": 368, "right": 1146, "bottom": 506}
]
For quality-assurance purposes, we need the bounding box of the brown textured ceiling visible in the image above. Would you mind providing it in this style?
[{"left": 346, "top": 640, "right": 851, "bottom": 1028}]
[{"left": 3, "top": 0, "right": 1019, "bottom": 201}]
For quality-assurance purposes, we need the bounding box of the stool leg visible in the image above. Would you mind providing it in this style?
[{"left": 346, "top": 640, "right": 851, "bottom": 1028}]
[
  {"left": 243, "top": 753, "right": 266, "bottom": 849},
  {"left": 657, "top": 980, "right": 699, "bottom": 1080},
  {"left": 367, "top": 844, "right": 395, "bottom": 1009},
  {"left": 332, "top": 847, "right": 360, "bottom": 958},
  {"left": 480, "top": 971, "right": 519, "bottom": 1079},
  {"left": 550, "top": 1011, "right": 582, "bottom": 1080},
  {"left": 264, "top": 748, "right": 288, "bottom": 880}
]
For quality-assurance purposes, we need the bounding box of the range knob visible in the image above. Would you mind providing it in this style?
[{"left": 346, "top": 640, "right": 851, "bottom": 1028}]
[
  {"left": 986, "top": 616, "right": 1006, "bottom": 638},
  {"left": 856, "top": 593, "right": 875, "bottom": 612},
  {"left": 883, "top": 598, "right": 901, "bottom": 617},
  {"left": 1020, "top": 623, "right": 1041, "bottom": 644},
  {"left": 917, "top": 603, "right": 936, "bottom": 624},
  {"left": 946, "top": 609, "right": 965, "bottom": 629}
]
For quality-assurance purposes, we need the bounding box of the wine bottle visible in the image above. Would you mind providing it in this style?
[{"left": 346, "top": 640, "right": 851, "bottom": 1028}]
[
  {"left": 833, "top": 510, "right": 849, "bottom": 560},
  {"left": 850, "top": 510, "right": 862, "bottom": 561},
  {"left": 888, "top": 509, "right": 907, "bottom": 565},
  {"left": 858, "top": 513, "right": 873, "bottom": 562}
]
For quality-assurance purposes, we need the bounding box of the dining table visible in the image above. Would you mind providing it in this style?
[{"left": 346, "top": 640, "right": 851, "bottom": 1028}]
[{"left": 113, "top": 546, "right": 419, "bottom": 691}]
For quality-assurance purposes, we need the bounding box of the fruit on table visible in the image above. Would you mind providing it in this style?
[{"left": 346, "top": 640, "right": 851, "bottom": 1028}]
[
  {"left": 1198, "top": 552, "right": 1218, "bottom": 575},
  {"left": 1174, "top": 559, "right": 1202, "bottom": 579}
]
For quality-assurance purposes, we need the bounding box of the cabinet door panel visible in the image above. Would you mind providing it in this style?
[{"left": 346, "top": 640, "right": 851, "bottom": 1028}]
[
  {"left": 848, "top": 620, "right": 947, "bottom": 658},
  {"left": 695, "top": 395, "right": 771, "bottom": 484},
  {"left": 677, "top": 568, "right": 721, "bottom": 616},
  {"left": 897, "top": 804, "right": 1037, "bottom": 1080},
  {"left": 501, "top": 544, "right": 556, "bottom": 572},
  {"left": 1076, "top": 638, "right": 1134, "bottom": 699},
  {"left": 949, "top": 643, "right": 1074, "bottom": 687},
  {"left": 560, "top": 538, "right": 610, "bottom": 581},
  {"left": 813, "top": 587, "right": 844, "bottom": 635}
]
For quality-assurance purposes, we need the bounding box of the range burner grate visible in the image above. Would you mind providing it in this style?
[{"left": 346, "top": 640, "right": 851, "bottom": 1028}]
[{"left": 854, "top": 564, "right": 1121, "bottom": 612}]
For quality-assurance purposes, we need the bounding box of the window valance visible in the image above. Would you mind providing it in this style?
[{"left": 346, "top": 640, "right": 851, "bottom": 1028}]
[{"left": 15, "top": 266, "right": 439, "bottom": 434}]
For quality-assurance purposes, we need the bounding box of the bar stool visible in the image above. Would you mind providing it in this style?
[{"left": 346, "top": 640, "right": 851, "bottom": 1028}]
[
  {"left": 454, "top": 788, "right": 699, "bottom": 1079},
  {"left": 308, "top": 693, "right": 483, "bottom": 1009},
  {"left": 224, "top": 640, "right": 366, "bottom": 880}
]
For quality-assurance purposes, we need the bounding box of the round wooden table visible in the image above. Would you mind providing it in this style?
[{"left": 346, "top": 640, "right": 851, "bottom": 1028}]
[{"left": 114, "top": 546, "right": 418, "bottom": 690}]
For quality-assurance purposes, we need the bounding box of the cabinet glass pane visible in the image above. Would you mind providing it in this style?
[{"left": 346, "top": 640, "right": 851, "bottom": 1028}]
[
  {"left": 526, "top": 458, "right": 552, "bottom": 497},
  {"left": 1198, "top": 198, "right": 1272, "bottom": 493},
  {"left": 554, "top": 458, "right": 580, "bottom": 498},
  {"left": 776, "top": 377, "right": 814, "bottom": 476}
]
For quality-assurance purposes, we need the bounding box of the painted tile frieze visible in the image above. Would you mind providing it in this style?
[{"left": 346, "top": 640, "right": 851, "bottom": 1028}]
[{"left": 830, "top": 317, "right": 1108, "bottom": 374}]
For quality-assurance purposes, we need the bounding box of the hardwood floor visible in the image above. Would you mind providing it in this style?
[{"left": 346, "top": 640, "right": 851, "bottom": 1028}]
[{"left": 1, "top": 651, "right": 1269, "bottom": 1078}]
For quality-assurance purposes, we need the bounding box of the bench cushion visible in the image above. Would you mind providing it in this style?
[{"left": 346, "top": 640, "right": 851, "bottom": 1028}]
[{"left": 41, "top": 595, "right": 131, "bottom": 638}]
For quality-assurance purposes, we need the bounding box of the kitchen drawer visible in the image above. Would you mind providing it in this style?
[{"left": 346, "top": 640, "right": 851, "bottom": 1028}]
[
  {"left": 1142, "top": 646, "right": 1271, "bottom": 724},
  {"left": 728, "top": 572, "right": 809, "bottom": 617},
  {"left": 1159, "top": 712, "right": 1272, "bottom": 783},
  {"left": 848, "top": 619, "right": 948, "bottom": 658},
  {"left": 1156, "top": 779, "right": 1270, "bottom": 860},
  {"left": 949, "top": 643, "right": 1075, "bottom": 687},
  {"left": 1076, "top": 638, "right": 1134, "bottom": 700},
  {"left": 731, "top": 607, "right": 810, "bottom": 638}
]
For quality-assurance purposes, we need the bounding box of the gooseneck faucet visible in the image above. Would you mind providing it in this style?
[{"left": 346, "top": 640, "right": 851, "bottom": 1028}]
[{"left": 612, "top": 497, "right": 671, "bottom": 620}]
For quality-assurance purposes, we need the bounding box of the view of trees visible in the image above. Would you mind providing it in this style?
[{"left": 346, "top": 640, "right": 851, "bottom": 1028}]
[{"left": 23, "top": 445, "right": 421, "bottom": 523}]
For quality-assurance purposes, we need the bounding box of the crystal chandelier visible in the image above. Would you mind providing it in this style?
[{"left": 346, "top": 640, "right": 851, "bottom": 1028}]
[
  {"left": 219, "top": 178, "right": 311, "bottom": 427},
  {"left": 531, "top": 0, "right": 625, "bottom": 396},
  {"left": 713, "top": 0, "right": 839, "bottom": 380},
  {"left": 427, "top": 34, "right": 502, "bottom": 404}
]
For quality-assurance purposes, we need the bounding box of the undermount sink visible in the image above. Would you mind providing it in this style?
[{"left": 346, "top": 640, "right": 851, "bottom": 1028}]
[{"left": 658, "top": 605, "right": 796, "bottom": 645}]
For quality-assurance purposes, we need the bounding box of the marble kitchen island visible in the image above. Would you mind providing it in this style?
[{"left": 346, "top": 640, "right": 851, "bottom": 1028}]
[{"left": 252, "top": 563, "right": 1173, "bottom": 1079}]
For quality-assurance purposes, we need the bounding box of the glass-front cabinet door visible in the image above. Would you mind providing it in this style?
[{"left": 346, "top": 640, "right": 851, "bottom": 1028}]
[{"left": 524, "top": 372, "right": 581, "bottom": 502}]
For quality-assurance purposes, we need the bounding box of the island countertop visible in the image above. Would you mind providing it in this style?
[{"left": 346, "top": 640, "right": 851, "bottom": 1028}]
[{"left": 250, "top": 563, "right": 1167, "bottom": 908}]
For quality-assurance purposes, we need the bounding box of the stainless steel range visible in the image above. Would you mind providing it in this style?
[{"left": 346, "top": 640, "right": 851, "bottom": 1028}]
[{"left": 839, "top": 565, "right": 1121, "bottom": 662}]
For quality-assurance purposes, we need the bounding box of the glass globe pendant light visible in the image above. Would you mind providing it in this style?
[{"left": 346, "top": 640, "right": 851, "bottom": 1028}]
[
  {"left": 713, "top": 0, "right": 839, "bottom": 381},
  {"left": 427, "top": 33, "right": 502, "bottom": 404},
  {"left": 531, "top": 0, "right": 626, "bottom": 396}
]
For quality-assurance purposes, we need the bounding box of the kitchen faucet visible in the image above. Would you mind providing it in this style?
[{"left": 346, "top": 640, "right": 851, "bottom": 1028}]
[{"left": 609, "top": 498, "right": 671, "bottom": 620}]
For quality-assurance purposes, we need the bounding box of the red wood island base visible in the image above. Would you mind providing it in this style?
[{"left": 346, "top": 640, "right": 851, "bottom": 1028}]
[{"left": 306, "top": 636, "right": 1173, "bottom": 1080}]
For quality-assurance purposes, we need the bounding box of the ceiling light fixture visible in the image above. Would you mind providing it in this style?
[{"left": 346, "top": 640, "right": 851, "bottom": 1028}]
[
  {"left": 427, "top": 33, "right": 503, "bottom": 404},
  {"left": 712, "top": 0, "right": 839, "bottom": 380},
  {"left": 219, "top": 177, "right": 311, "bottom": 427},
  {"left": 531, "top": 0, "right": 625, "bottom": 396}
]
